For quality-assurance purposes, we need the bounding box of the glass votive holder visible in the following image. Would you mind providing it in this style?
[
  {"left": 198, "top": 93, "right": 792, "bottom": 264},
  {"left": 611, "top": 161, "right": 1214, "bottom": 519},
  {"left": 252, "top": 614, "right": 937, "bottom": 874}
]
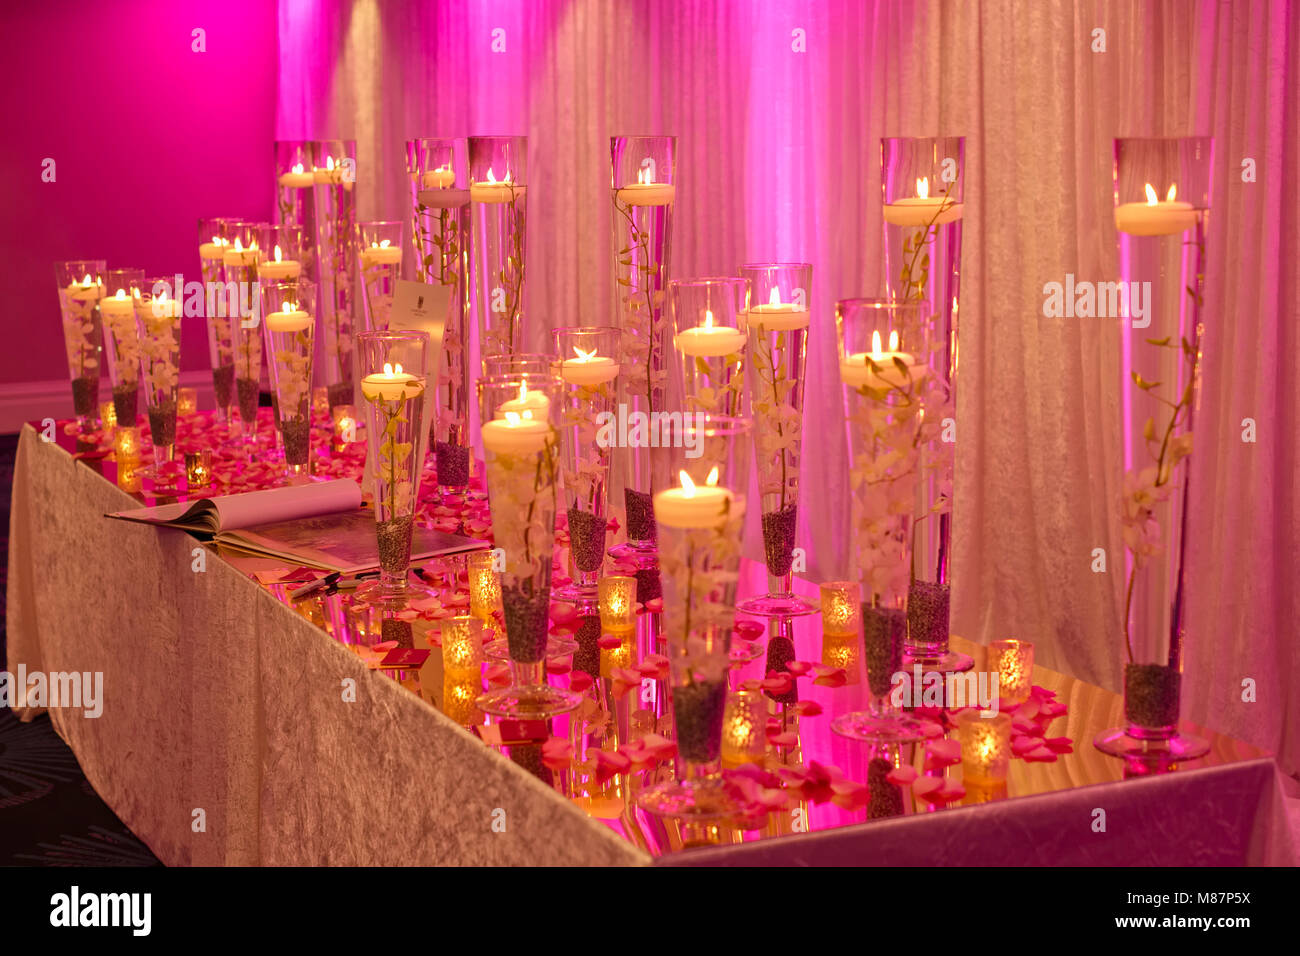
[
  {"left": 441, "top": 615, "right": 484, "bottom": 676},
  {"left": 720, "top": 685, "right": 768, "bottom": 769},
  {"left": 99, "top": 401, "right": 117, "bottom": 430},
  {"left": 332, "top": 403, "right": 357, "bottom": 444},
  {"left": 312, "top": 386, "right": 331, "bottom": 419},
  {"left": 598, "top": 575, "right": 637, "bottom": 632},
  {"left": 989, "top": 638, "right": 1034, "bottom": 706},
  {"left": 820, "top": 581, "right": 860, "bottom": 637},
  {"left": 185, "top": 449, "right": 213, "bottom": 489},
  {"left": 821, "top": 630, "right": 861, "bottom": 685},
  {"left": 178, "top": 387, "right": 198, "bottom": 417},
  {"left": 468, "top": 550, "right": 502, "bottom": 620},
  {"left": 958, "top": 711, "right": 1012, "bottom": 785},
  {"left": 114, "top": 425, "right": 141, "bottom": 462},
  {"left": 600, "top": 629, "right": 636, "bottom": 678}
]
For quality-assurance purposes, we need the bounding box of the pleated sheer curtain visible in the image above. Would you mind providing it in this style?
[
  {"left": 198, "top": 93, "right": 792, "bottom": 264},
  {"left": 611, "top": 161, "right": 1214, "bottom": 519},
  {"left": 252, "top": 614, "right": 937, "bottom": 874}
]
[{"left": 277, "top": 0, "right": 1299, "bottom": 772}]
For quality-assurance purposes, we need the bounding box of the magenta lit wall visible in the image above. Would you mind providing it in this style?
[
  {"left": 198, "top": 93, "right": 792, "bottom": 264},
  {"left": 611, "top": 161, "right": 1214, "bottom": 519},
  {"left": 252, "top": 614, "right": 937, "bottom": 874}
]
[{"left": 0, "top": 0, "right": 277, "bottom": 389}]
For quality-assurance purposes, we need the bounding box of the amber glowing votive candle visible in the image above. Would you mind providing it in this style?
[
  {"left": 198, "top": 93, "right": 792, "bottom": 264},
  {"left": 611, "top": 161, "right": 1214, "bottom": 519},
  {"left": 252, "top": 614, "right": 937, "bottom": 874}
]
[
  {"left": 720, "top": 686, "right": 768, "bottom": 769},
  {"left": 332, "top": 403, "right": 357, "bottom": 443},
  {"left": 178, "top": 387, "right": 198, "bottom": 417},
  {"left": 185, "top": 449, "right": 213, "bottom": 489},
  {"left": 821, "top": 630, "right": 861, "bottom": 685},
  {"left": 312, "top": 386, "right": 331, "bottom": 419},
  {"left": 958, "top": 711, "right": 1012, "bottom": 784},
  {"left": 441, "top": 615, "right": 484, "bottom": 676},
  {"left": 598, "top": 575, "right": 637, "bottom": 632},
  {"left": 99, "top": 401, "right": 117, "bottom": 429},
  {"left": 820, "top": 581, "right": 860, "bottom": 637},
  {"left": 468, "top": 551, "right": 502, "bottom": 620},
  {"left": 989, "top": 638, "right": 1034, "bottom": 706},
  {"left": 114, "top": 425, "right": 141, "bottom": 463}
]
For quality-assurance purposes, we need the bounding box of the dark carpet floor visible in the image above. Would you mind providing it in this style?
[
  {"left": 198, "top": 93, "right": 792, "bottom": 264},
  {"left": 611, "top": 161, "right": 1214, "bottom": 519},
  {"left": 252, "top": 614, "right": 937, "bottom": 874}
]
[{"left": 0, "top": 431, "right": 161, "bottom": 866}]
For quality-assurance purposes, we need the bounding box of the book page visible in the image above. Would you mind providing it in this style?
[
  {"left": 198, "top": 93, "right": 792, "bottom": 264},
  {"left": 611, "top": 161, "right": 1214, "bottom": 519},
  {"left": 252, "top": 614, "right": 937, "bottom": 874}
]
[{"left": 210, "top": 479, "right": 362, "bottom": 531}]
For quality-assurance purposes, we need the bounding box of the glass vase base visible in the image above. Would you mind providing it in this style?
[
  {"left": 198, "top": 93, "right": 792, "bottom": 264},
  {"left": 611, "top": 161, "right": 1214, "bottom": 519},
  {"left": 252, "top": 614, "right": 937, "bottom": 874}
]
[
  {"left": 729, "top": 638, "right": 764, "bottom": 665},
  {"left": 736, "top": 593, "right": 820, "bottom": 618},
  {"left": 483, "top": 636, "right": 579, "bottom": 662},
  {"left": 638, "top": 777, "right": 739, "bottom": 822},
  {"left": 552, "top": 582, "right": 598, "bottom": 610},
  {"left": 903, "top": 649, "right": 975, "bottom": 674},
  {"left": 831, "top": 711, "right": 932, "bottom": 744},
  {"left": 352, "top": 579, "right": 436, "bottom": 610},
  {"left": 1092, "top": 726, "right": 1210, "bottom": 761},
  {"left": 608, "top": 541, "right": 658, "bottom": 565},
  {"left": 475, "top": 684, "right": 583, "bottom": 719}
]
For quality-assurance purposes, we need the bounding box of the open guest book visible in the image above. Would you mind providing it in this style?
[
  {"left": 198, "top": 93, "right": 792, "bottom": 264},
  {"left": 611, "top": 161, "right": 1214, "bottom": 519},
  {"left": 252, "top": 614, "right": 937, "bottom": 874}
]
[{"left": 106, "top": 478, "right": 486, "bottom": 574}]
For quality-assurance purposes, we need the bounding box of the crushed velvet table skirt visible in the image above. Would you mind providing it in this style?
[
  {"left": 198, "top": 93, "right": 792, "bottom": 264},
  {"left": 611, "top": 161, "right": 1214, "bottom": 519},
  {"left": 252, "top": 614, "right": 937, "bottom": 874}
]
[{"left": 6, "top": 424, "right": 1295, "bottom": 866}]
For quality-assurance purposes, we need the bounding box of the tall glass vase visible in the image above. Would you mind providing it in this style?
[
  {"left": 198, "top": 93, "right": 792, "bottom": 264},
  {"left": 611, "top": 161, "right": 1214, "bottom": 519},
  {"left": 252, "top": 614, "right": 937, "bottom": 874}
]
[
  {"left": 1095, "top": 136, "right": 1213, "bottom": 761},
  {"left": 134, "top": 277, "right": 184, "bottom": 487},
  {"left": 355, "top": 330, "right": 435, "bottom": 608},
  {"left": 357, "top": 220, "right": 403, "bottom": 331},
  {"left": 100, "top": 268, "right": 144, "bottom": 430},
  {"left": 880, "top": 136, "right": 970, "bottom": 673},
  {"left": 407, "top": 137, "right": 472, "bottom": 495},
  {"left": 198, "top": 217, "right": 236, "bottom": 425},
  {"left": 262, "top": 278, "right": 316, "bottom": 482},
  {"left": 474, "top": 373, "right": 582, "bottom": 719},
  {"left": 736, "top": 263, "right": 817, "bottom": 617},
  {"left": 53, "top": 261, "right": 106, "bottom": 435},
  {"left": 638, "top": 415, "right": 751, "bottom": 820},
  {"left": 274, "top": 140, "right": 317, "bottom": 279},
  {"left": 223, "top": 220, "right": 264, "bottom": 457},
  {"left": 468, "top": 136, "right": 527, "bottom": 362},
  {"left": 312, "top": 139, "right": 359, "bottom": 412},
  {"left": 552, "top": 327, "right": 622, "bottom": 607},
  {"left": 610, "top": 134, "right": 676, "bottom": 561},
  {"left": 832, "top": 299, "right": 933, "bottom": 743}
]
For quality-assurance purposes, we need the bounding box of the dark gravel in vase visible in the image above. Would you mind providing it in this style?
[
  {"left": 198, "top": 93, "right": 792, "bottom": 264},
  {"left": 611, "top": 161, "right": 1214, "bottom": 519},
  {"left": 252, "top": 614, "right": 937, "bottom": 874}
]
[
  {"left": 327, "top": 379, "right": 354, "bottom": 410},
  {"left": 863, "top": 606, "right": 907, "bottom": 698},
  {"left": 112, "top": 383, "right": 138, "bottom": 426},
  {"left": 624, "top": 488, "right": 656, "bottom": 542},
  {"left": 672, "top": 678, "right": 728, "bottom": 764},
  {"left": 635, "top": 567, "right": 662, "bottom": 604},
  {"left": 147, "top": 399, "right": 177, "bottom": 448},
  {"left": 761, "top": 503, "right": 798, "bottom": 576},
  {"left": 906, "top": 580, "right": 950, "bottom": 654},
  {"left": 281, "top": 417, "right": 311, "bottom": 465},
  {"left": 435, "top": 440, "right": 470, "bottom": 488},
  {"left": 1124, "top": 663, "right": 1181, "bottom": 732},
  {"left": 381, "top": 618, "right": 414, "bottom": 650},
  {"left": 764, "top": 634, "right": 799, "bottom": 705},
  {"left": 212, "top": 363, "right": 235, "bottom": 410},
  {"left": 508, "top": 742, "right": 554, "bottom": 787},
  {"left": 376, "top": 514, "right": 413, "bottom": 577},
  {"left": 573, "top": 614, "right": 602, "bottom": 679},
  {"left": 71, "top": 376, "right": 98, "bottom": 417},
  {"left": 566, "top": 506, "right": 607, "bottom": 573},
  {"left": 236, "top": 377, "right": 260, "bottom": 421},
  {"left": 867, "top": 755, "right": 905, "bottom": 819},
  {"left": 501, "top": 581, "right": 551, "bottom": 663}
]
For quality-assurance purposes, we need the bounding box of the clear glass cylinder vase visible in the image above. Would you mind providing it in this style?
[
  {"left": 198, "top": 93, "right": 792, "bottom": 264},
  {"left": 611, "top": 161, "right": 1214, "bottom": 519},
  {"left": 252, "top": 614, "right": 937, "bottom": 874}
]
[
  {"left": 312, "top": 139, "right": 359, "bottom": 411},
  {"left": 53, "top": 261, "right": 106, "bottom": 434},
  {"left": 197, "top": 217, "right": 236, "bottom": 423},
  {"left": 468, "top": 136, "right": 528, "bottom": 362},
  {"left": 881, "top": 136, "right": 967, "bottom": 672},
  {"left": 262, "top": 278, "right": 316, "bottom": 482},
  {"left": 101, "top": 268, "right": 144, "bottom": 429},
  {"left": 1096, "top": 136, "right": 1213, "bottom": 760}
]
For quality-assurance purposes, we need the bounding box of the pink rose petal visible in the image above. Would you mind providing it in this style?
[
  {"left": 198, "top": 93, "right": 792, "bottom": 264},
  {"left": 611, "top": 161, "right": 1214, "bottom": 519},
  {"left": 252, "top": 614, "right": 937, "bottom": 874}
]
[{"left": 886, "top": 765, "right": 919, "bottom": 786}]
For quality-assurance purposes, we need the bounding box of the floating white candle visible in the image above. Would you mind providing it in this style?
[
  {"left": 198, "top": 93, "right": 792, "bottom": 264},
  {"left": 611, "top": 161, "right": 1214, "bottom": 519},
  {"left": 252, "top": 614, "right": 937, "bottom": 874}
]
[
  {"left": 198, "top": 236, "right": 228, "bottom": 260},
  {"left": 313, "top": 156, "right": 352, "bottom": 187},
  {"left": 362, "top": 361, "right": 424, "bottom": 401},
  {"left": 144, "top": 290, "right": 182, "bottom": 320},
  {"left": 840, "top": 330, "right": 927, "bottom": 389},
  {"left": 360, "top": 240, "right": 402, "bottom": 268},
  {"left": 258, "top": 244, "right": 301, "bottom": 279},
  {"left": 68, "top": 275, "right": 101, "bottom": 301},
  {"left": 653, "top": 468, "right": 735, "bottom": 529},
  {"left": 222, "top": 239, "right": 259, "bottom": 267},
  {"left": 746, "top": 287, "right": 810, "bottom": 331},
  {"left": 470, "top": 169, "right": 525, "bottom": 204},
  {"left": 615, "top": 166, "right": 675, "bottom": 206},
  {"left": 675, "top": 309, "right": 746, "bottom": 357},
  {"left": 558, "top": 347, "right": 619, "bottom": 386},
  {"left": 496, "top": 382, "right": 550, "bottom": 419},
  {"left": 100, "top": 289, "right": 135, "bottom": 320},
  {"left": 1114, "top": 183, "right": 1196, "bottom": 236},
  {"left": 264, "top": 304, "right": 313, "bottom": 333},
  {"left": 481, "top": 410, "right": 551, "bottom": 454},
  {"left": 278, "top": 162, "right": 315, "bottom": 188},
  {"left": 422, "top": 167, "right": 456, "bottom": 189},
  {"left": 882, "top": 177, "right": 964, "bottom": 226}
]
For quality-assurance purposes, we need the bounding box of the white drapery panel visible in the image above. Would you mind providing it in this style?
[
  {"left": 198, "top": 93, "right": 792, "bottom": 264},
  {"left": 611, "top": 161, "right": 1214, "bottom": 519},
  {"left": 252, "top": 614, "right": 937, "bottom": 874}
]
[{"left": 277, "top": 0, "right": 1299, "bottom": 771}]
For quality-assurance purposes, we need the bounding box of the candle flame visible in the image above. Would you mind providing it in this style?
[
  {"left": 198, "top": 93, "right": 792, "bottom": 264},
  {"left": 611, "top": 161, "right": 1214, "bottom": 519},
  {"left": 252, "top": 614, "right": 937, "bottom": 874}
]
[
  {"left": 487, "top": 168, "right": 496, "bottom": 184},
  {"left": 232, "top": 239, "right": 243, "bottom": 252},
  {"left": 1166, "top": 183, "right": 1177, "bottom": 202},
  {"left": 505, "top": 411, "right": 522, "bottom": 425},
  {"left": 380, "top": 239, "right": 391, "bottom": 248},
  {"left": 890, "top": 329, "right": 899, "bottom": 350},
  {"left": 274, "top": 244, "right": 283, "bottom": 263},
  {"left": 706, "top": 466, "right": 719, "bottom": 486},
  {"left": 286, "top": 301, "right": 298, "bottom": 312},
  {"left": 292, "top": 162, "right": 304, "bottom": 174},
  {"left": 703, "top": 309, "right": 714, "bottom": 329},
  {"left": 871, "top": 329, "right": 882, "bottom": 353},
  {"left": 638, "top": 165, "right": 654, "bottom": 185},
  {"left": 326, "top": 156, "right": 335, "bottom": 171},
  {"left": 1144, "top": 183, "right": 1158, "bottom": 205},
  {"left": 768, "top": 287, "right": 782, "bottom": 307},
  {"left": 517, "top": 382, "right": 528, "bottom": 404},
  {"left": 81, "top": 274, "right": 92, "bottom": 285},
  {"left": 114, "top": 289, "right": 126, "bottom": 300},
  {"left": 916, "top": 176, "right": 930, "bottom": 199},
  {"left": 573, "top": 346, "right": 597, "bottom": 362},
  {"left": 679, "top": 470, "right": 696, "bottom": 497}
]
